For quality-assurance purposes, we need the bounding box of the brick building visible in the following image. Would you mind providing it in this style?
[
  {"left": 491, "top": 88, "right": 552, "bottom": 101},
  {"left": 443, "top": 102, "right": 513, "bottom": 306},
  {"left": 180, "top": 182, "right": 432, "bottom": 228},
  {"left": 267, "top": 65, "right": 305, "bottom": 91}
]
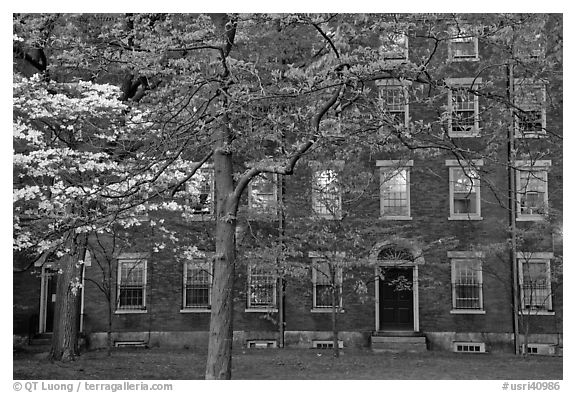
[{"left": 13, "top": 14, "right": 562, "bottom": 355}]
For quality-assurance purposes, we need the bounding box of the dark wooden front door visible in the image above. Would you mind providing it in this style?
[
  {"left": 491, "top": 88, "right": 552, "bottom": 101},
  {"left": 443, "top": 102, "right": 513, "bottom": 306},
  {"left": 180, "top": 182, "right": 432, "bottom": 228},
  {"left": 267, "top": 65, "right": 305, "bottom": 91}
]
[
  {"left": 44, "top": 268, "right": 58, "bottom": 333},
  {"left": 379, "top": 267, "right": 413, "bottom": 330}
]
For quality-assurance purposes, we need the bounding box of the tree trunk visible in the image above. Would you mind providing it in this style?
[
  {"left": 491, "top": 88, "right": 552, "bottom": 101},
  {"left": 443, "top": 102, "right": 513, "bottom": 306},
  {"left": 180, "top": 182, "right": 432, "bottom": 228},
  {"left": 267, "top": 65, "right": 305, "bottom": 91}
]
[
  {"left": 523, "top": 320, "right": 530, "bottom": 356},
  {"left": 49, "top": 232, "right": 87, "bottom": 361},
  {"left": 331, "top": 266, "right": 340, "bottom": 358},
  {"left": 107, "top": 255, "right": 113, "bottom": 356},
  {"left": 520, "top": 312, "right": 531, "bottom": 356},
  {"left": 107, "top": 294, "right": 113, "bottom": 357},
  {"left": 205, "top": 215, "right": 236, "bottom": 379},
  {"left": 205, "top": 107, "right": 237, "bottom": 378}
]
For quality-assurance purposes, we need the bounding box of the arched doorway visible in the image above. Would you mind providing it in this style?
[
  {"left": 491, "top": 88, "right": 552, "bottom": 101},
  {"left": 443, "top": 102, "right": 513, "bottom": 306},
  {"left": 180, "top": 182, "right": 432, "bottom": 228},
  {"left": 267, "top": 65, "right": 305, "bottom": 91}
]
[{"left": 371, "top": 240, "right": 424, "bottom": 332}]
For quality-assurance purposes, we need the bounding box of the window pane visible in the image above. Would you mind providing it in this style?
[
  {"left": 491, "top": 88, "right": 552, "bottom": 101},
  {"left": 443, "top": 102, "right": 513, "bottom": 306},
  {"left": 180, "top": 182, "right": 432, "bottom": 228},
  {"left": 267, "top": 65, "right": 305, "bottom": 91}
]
[
  {"left": 451, "top": 168, "right": 479, "bottom": 215},
  {"left": 453, "top": 194, "right": 477, "bottom": 214},
  {"left": 315, "top": 263, "right": 331, "bottom": 285},
  {"left": 451, "top": 90, "right": 475, "bottom": 131},
  {"left": 119, "top": 287, "right": 143, "bottom": 308},
  {"left": 453, "top": 260, "right": 482, "bottom": 309},
  {"left": 185, "top": 261, "right": 211, "bottom": 308},
  {"left": 522, "top": 262, "right": 550, "bottom": 309},
  {"left": 314, "top": 262, "right": 341, "bottom": 308},
  {"left": 186, "top": 285, "right": 210, "bottom": 307},
  {"left": 120, "top": 261, "right": 144, "bottom": 284},
  {"left": 452, "top": 40, "right": 476, "bottom": 58},
  {"left": 118, "top": 261, "right": 145, "bottom": 309},
  {"left": 381, "top": 87, "right": 406, "bottom": 126},
  {"left": 315, "top": 285, "right": 333, "bottom": 307},
  {"left": 189, "top": 169, "right": 213, "bottom": 214},
  {"left": 518, "top": 171, "right": 546, "bottom": 215},
  {"left": 381, "top": 168, "right": 409, "bottom": 216},
  {"left": 383, "top": 87, "right": 405, "bottom": 112},
  {"left": 313, "top": 170, "right": 340, "bottom": 217},
  {"left": 450, "top": 26, "right": 477, "bottom": 59},
  {"left": 515, "top": 83, "right": 544, "bottom": 134},
  {"left": 516, "top": 110, "right": 543, "bottom": 133},
  {"left": 249, "top": 267, "right": 276, "bottom": 308}
]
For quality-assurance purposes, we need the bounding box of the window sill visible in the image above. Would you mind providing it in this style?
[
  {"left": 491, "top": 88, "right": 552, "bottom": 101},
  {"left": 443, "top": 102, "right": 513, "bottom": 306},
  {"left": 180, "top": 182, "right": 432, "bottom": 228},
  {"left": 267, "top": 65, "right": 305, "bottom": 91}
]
[
  {"left": 115, "top": 309, "right": 147, "bottom": 314},
  {"left": 380, "top": 216, "right": 412, "bottom": 221},
  {"left": 180, "top": 308, "right": 211, "bottom": 313},
  {"left": 516, "top": 215, "right": 546, "bottom": 222},
  {"left": 449, "top": 57, "right": 480, "bottom": 62},
  {"left": 245, "top": 308, "right": 278, "bottom": 313},
  {"left": 448, "top": 216, "right": 483, "bottom": 221},
  {"left": 310, "top": 308, "right": 345, "bottom": 313},
  {"left": 519, "top": 310, "right": 555, "bottom": 316},
  {"left": 515, "top": 132, "right": 547, "bottom": 139},
  {"left": 450, "top": 309, "right": 486, "bottom": 315},
  {"left": 448, "top": 131, "right": 479, "bottom": 138}
]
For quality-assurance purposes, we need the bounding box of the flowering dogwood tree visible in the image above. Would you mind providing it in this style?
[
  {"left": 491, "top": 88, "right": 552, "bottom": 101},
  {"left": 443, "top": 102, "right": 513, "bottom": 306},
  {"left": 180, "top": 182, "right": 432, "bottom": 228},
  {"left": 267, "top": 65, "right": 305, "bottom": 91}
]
[{"left": 13, "top": 69, "right": 207, "bottom": 360}]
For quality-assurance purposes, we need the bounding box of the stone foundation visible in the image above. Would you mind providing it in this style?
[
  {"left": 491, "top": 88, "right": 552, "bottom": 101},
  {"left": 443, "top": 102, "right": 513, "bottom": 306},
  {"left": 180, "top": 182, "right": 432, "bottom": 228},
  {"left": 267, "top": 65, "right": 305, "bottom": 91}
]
[
  {"left": 424, "top": 331, "right": 563, "bottom": 354},
  {"left": 85, "top": 330, "right": 562, "bottom": 354},
  {"left": 87, "top": 330, "right": 371, "bottom": 350}
]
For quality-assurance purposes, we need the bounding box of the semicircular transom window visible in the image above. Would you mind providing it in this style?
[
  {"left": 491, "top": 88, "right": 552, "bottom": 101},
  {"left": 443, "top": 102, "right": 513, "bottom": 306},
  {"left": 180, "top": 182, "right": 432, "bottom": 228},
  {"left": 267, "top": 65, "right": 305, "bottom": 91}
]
[{"left": 378, "top": 247, "right": 414, "bottom": 262}]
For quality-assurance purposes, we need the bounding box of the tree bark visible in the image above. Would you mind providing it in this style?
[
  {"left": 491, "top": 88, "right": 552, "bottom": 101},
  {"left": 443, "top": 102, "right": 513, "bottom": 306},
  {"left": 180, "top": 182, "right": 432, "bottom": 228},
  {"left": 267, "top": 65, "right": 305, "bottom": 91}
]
[
  {"left": 205, "top": 211, "right": 236, "bottom": 379},
  {"left": 205, "top": 135, "right": 237, "bottom": 379},
  {"left": 202, "top": 13, "right": 342, "bottom": 378},
  {"left": 107, "top": 286, "right": 113, "bottom": 357},
  {"left": 49, "top": 232, "right": 87, "bottom": 361},
  {"left": 204, "top": 13, "right": 239, "bottom": 380},
  {"left": 331, "top": 268, "right": 340, "bottom": 358}
]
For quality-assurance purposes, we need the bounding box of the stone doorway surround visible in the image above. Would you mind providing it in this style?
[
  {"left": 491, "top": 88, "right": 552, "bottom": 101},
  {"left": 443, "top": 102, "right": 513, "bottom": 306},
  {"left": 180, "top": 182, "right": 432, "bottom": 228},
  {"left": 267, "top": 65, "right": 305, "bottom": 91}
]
[{"left": 370, "top": 238, "right": 425, "bottom": 333}]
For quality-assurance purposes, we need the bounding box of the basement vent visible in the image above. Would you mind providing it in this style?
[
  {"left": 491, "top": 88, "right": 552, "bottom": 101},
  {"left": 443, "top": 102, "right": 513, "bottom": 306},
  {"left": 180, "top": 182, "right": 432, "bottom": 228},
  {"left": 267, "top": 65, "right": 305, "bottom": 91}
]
[
  {"left": 114, "top": 341, "right": 146, "bottom": 348},
  {"left": 527, "top": 344, "right": 555, "bottom": 356},
  {"left": 453, "top": 342, "right": 486, "bottom": 353},
  {"left": 247, "top": 340, "right": 277, "bottom": 349},
  {"left": 312, "top": 340, "right": 344, "bottom": 349}
]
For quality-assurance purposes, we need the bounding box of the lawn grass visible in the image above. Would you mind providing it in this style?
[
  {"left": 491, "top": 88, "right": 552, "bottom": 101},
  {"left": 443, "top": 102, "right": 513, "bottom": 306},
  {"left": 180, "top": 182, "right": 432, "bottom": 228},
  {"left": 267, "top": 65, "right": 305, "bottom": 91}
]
[{"left": 13, "top": 347, "right": 562, "bottom": 380}]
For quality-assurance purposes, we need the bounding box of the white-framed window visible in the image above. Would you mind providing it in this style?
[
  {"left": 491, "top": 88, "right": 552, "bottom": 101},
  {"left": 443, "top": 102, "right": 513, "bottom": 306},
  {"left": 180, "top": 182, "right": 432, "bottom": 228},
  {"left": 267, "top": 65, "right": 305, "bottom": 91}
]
[
  {"left": 248, "top": 172, "right": 278, "bottom": 213},
  {"left": 379, "top": 31, "right": 408, "bottom": 60},
  {"left": 116, "top": 256, "right": 147, "bottom": 312},
  {"left": 247, "top": 265, "right": 277, "bottom": 311},
  {"left": 312, "top": 168, "right": 341, "bottom": 219},
  {"left": 450, "top": 258, "right": 484, "bottom": 313},
  {"left": 514, "top": 80, "right": 546, "bottom": 137},
  {"left": 518, "top": 253, "right": 554, "bottom": 314},
  {"left": 516, "top": 33, "right": 546, "bottom": 61},
  {"left": 312, "top": 260, "right": 343, "bottom": 310},
  {"left": 448, "top": 26, "right": 479, "bottom": 61},
  {"left": 515, "top": 160, "right": 550, "bottom": 221},
  {"left": 377, "top": 80, "right": 409, "bottom": 128},
  {"left": 447, "top": 78, "right": 481, "bottom": 136},
  {"left": 453, "top": 342, "right": 486, "bottom": 353},
  {"left": 182, "top": 259, "right": 212, "bottom": 311},
  {"left": 446, "top": 160, "right": 483, "bottom": 220},
  {"left": 188, "top": 167, "right": 214, "bottom": 215},
  {"left": 376, "top": 160, "right": 413, "bottom": 220}
]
